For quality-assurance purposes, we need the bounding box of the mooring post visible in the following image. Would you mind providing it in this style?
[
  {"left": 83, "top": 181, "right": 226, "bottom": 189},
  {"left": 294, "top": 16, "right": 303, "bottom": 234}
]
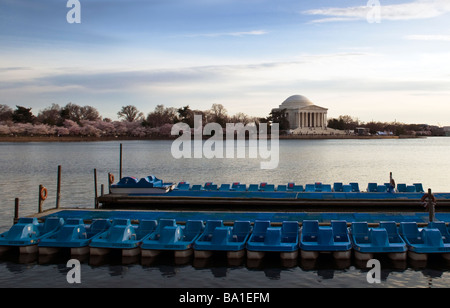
[
  {"left": 56, "top": 165, "right": 61, "bottom": 209},
  {"left": 14, "top": 198, "right": 19, "bottom": 224},
  {"left": 38, "top": 184, "right": 44, "bottom": 213},
  {"left": 119, "top": 143, "right": 123, "bottom": 180},
  {"left": 94, "top": 168, "right": 98, "bottom": 209},
  {"left": 428, "top": 188, "right": 435, "bottom": 223},
  {"left": 108, "top": 172, "right": 113, "bottom": 194}
]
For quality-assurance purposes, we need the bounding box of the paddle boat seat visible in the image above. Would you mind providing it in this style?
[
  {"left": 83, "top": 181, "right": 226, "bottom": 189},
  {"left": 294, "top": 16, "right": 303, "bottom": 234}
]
[
  {"left": 322, "top": 184, "right": 332, "bottom": 192},
  {"left": 314, "top": 182, "right": 322, "bottom": 191},
  {"left": 247, "top": 221, "right": 299, "bottom": 260},
  {"left": 248, "top": 184, "right": 259, "bottom": 192},
  {"left": 141, "top": 219, "right": 204, "bottom": 258},
  {"left": 194, "top": 220, "right": 252, "bottom": 259},
  {"left": 262, "top": 184, "right": 275, "bottom": 192},
  {"left": 90, "top": 219, "right": 157, "bottom": 257},
  {"left": 342, "top": 185, "right": 352, "bottom": 192},
  {"left": 203, "top": 182, "right": 218, "bottom": 190},
  {"left": 406, "top": 185, "right": 416, "bottom": 192},
  {"left": 367, "top": 183, "right": 377, "bottom": 192},
  {"left": 277, "top": 185, "right": 287, "bottom": 192},
  {"left": 300, "top": 220, "right": 351, "bottom": 259},
  {"left": 219, "top": 184, "right": 230, "bottom": 191},
  {"left": 377, "top": 185, "right": 387, "bottom": 192},
  {"left": 39, "top": 218, "right": 112, "bottom": 255},
  {"left": 333, "top": 182, "right": 343, "bottom": 192},
  {"left": 414, "top": 183, "right": 424, "bottom": 193},
  {"left": 397, "top": 183, "right": 407, "bottom": 192},
  {"left": 234, "top": 184, "right": 247, "bottom": 192},
  {"left": 305, "top": 184, "right": 315, "bottom": 192},
  {"left": 350, "top": 221, "right": 406, "bottom": 261},
  {"left": 349, "top": 182, "right": 360, "bottom": 192},
  {"left": 399, "top": 222, "right": 450, "bottom": 261},
  {"left": 176, "top": 182, "right": 190, "bottom": 190}
]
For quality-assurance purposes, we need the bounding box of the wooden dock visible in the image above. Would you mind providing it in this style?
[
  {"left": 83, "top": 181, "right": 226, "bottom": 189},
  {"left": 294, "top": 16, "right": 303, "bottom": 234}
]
[{"left": 96, "top": 193, "right": 450, "bottom": 213}]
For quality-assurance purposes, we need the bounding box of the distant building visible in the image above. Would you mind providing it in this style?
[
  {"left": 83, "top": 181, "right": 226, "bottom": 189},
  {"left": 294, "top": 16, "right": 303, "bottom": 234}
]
[
  {"left": 272, "top": 95, "right": 328, "bottom": 130},
  {"left": 272, "top": 94, "right": 347, "bottom": 135},
  {"left": 355, "top": 127, "right": 370, "bottom": 136}
]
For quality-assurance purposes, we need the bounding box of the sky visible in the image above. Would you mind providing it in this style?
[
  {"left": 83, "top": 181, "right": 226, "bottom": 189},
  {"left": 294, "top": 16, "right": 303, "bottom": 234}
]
[{"left": 1, "top": 0, "right": 450, "bottom": 125}]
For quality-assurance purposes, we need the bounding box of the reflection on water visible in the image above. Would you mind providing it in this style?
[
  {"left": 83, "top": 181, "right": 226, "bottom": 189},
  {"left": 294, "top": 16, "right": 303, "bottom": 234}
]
[
  {"left": 1, "top": 247, "right": 450, "bottom": 288},
  {"left": 1, "top": 138, "right": 450, "bottom": 287}
]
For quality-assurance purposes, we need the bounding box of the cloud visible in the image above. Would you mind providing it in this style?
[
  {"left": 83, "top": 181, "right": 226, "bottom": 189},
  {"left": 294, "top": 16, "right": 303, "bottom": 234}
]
[
  {"left": 405, "top": 34, "right": 450, "bottom": 41},
  {"left": 303, "top": 0, "right": 450, "bottom": 23},
  {"left": 182, "top": 30, "right": 268, "bottom": 38}
]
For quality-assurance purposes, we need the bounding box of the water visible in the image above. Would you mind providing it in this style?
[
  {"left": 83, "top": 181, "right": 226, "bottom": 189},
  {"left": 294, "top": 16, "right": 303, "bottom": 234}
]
[{"left": 1, "top": 137, "right": 450, "bottom": 288}]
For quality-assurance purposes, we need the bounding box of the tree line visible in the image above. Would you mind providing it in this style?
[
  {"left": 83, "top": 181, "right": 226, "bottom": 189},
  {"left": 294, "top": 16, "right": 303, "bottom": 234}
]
[
  {"left": 327, "top": 115, "right": 444, "bottom": 136},
  {"left": 0, "top": 103, "right": 443, "bottom": 138},
  {"left": 0, "top": 103, "right": 268, "bottom": 138}
]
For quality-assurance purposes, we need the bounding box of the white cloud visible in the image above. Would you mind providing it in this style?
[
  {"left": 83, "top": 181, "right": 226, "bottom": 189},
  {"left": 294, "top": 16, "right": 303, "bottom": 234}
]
[
  {"left": 183, "top": 30, "right": 268, "bottom": 38},
  {"left": 405, "top": 34, "right": 450, "bottom": 41},
  {"left": 303, "top": 0, "right": 450, "bottom": 23}
]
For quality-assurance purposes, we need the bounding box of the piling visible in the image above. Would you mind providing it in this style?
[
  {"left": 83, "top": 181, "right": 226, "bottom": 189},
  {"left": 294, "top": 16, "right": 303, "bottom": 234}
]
[
  {"left": 38, "top": 184, "right": 47, "bottom": 213},
  {"left": 119, "top": 143, "right": 123, "bottom": 179},
  {"left": 94, "top": 168, "right": 98, "bottom": 209},
  {"left": 108, "top": 173, "right": 114, "bottom": 194},
  {"left": 14, "top": 198, "right": 19, "bottom": 224},
  {"left": 56, "top": 165, "right": 61, "bottom": 209},
  {"left": 428, "top": 188, "right": 435, "bottom": 223}
]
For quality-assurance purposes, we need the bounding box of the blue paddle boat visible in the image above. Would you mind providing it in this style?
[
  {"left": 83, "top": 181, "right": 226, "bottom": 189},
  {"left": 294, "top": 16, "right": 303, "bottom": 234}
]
[
  {"left": 350, "top": 221, "right": 407, "bottom": 261},
  {"left": 39, "top": 218, "right": 111, "bottom": 256},
  {"left": 90, "top": 219, "right": 157, "bottom": 257},
  {"left": 300, "top": 220, "right": 352, "bottom": 260},
  {"left": 141, "top": 219, "right": 204, "bottom": 258},
  {"left": 194, "top": 220, "right": 252, "bottom": 259},
  {"left": 246, "top": 220, "right": 299, "bottom": 260},
  {"left": 0, "top": 217, "right": 64, "bottom": 254},
  {"left": 110, "top": 175, "right": 175, "bottom": 194},
  {"left": 399, "top": 221, "right": 450, "bottom": 261}
]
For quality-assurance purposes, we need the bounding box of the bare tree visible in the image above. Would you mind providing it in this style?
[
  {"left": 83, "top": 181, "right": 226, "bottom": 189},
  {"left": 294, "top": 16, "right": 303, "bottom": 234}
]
[
  {"left": 144, "top": 104, "right": 179, "bottom": 127},
  {"left": 60, "top": 103, "right": 101, "bottom": 123},
  {"left": 80, "top": 105, "right": 101, "bottom": 121},
  {"left": 37, "top": 103, "right": 63, "bottom": 126},
  {"left": 209, "top": 103, "right": 228, "bottom": 126},
  {"left": 0, "top": 104, "right": 13, "bottom": 122},
  {"left": 117, "top": 105, "right": 144, "bottom": 122}
]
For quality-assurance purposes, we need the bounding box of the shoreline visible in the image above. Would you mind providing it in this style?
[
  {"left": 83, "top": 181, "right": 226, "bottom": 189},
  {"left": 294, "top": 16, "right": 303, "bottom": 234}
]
[{"left": 0, "top": 134, "right": 426, "bottom": 142}]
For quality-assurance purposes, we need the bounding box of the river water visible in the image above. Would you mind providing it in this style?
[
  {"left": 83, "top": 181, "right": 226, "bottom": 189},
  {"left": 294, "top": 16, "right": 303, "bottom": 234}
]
[{"left": 0, "top": 138, "right": 450, "bottom": 288}]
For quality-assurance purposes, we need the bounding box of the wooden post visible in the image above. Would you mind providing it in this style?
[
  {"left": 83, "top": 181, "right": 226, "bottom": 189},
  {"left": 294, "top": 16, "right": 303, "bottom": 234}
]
[
  {"left": 108, "top": 173, "right": 113, "bottom": 194},
  {"left": 119, "top": 143, "right": 123, "bottom": 180},
  {"left": 14, "top": 198, "right": 19, "bottom": 224},
  {"left": 38, "top": 184, "right": 44, "bottom": 213},
  {"left": 101, "top": 184, "right": 104, "bottom": 196},
  {"left": 428, "top": 188, "right": 435, "bottom": 223},
  {"left": 94, "top": 168, "right": 98, "bottom": 209},
  {"left": 56, "top": 165, "right": 61, "bottom": 209}
]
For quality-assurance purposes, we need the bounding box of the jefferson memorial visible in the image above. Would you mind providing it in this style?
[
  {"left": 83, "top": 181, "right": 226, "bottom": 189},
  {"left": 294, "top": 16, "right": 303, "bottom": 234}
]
[{"left": 272, "top": 95, "right": 344, "bottom": 135}]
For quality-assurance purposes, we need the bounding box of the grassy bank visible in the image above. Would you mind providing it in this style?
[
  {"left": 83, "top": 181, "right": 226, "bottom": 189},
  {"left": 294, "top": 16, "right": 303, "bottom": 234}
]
[{"left": 0, "top": 134, "right": 424, "bottom": 142}]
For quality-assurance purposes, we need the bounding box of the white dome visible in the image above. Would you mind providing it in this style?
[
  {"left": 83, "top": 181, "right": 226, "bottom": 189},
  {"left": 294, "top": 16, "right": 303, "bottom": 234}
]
[{"left": 281, "top": 95, "right": 314, "bottom": 108}]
